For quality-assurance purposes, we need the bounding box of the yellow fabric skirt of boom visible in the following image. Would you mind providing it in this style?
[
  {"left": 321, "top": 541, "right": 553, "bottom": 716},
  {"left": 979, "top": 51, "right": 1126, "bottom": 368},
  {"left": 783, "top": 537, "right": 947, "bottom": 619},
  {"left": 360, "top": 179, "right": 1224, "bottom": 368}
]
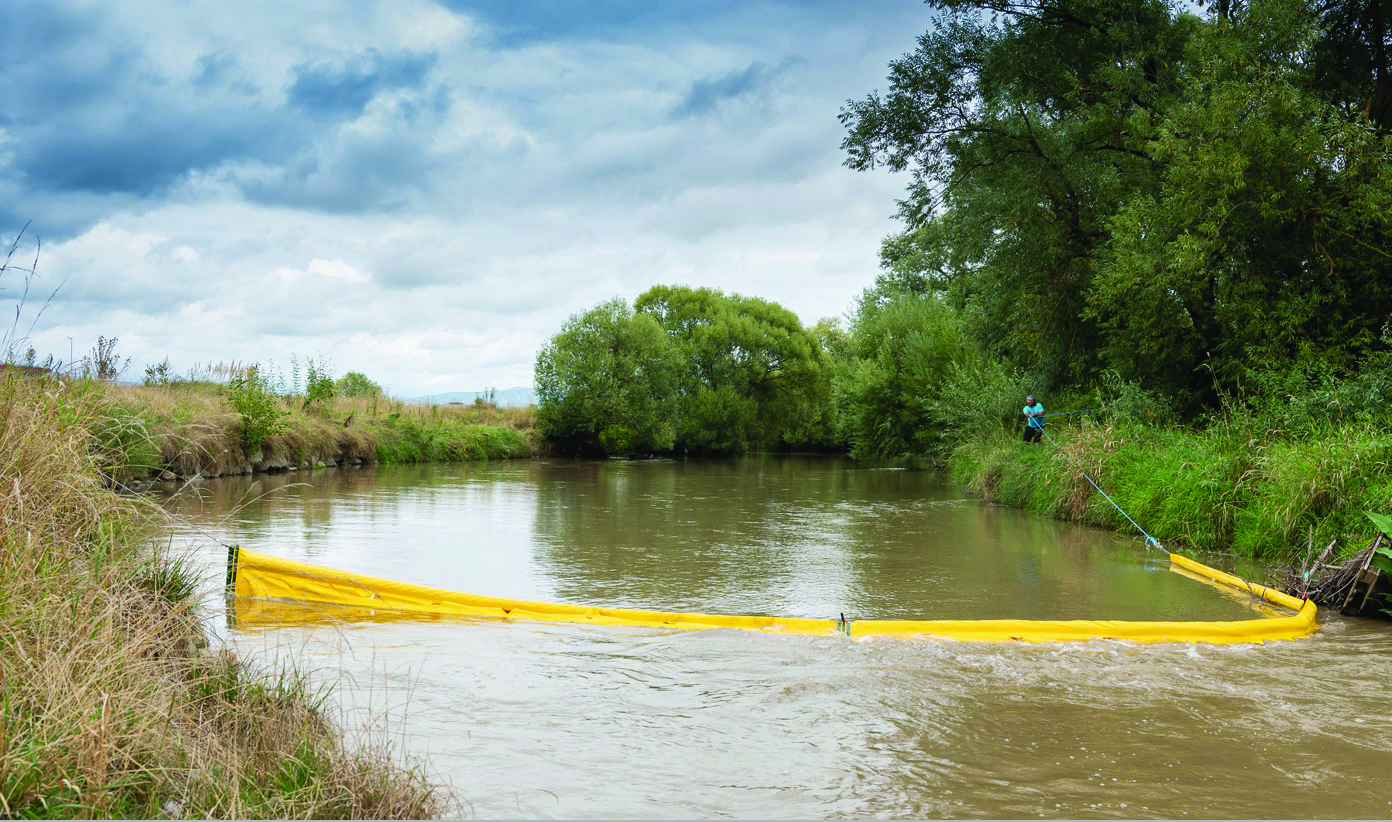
[{"left": 226, "top": 546, "right": 1317, "bottom": 643}]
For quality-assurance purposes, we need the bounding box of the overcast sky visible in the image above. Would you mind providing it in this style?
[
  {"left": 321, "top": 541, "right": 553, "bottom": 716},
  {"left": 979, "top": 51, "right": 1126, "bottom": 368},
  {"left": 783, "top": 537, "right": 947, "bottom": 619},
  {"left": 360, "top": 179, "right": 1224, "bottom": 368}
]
[{"left": 1, "top": 0, "right": 932, "bottom": 396}]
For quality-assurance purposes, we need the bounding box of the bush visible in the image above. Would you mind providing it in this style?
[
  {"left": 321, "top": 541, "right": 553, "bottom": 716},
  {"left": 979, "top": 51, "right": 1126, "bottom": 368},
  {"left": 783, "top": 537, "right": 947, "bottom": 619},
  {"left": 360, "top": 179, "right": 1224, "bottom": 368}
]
[
  {"left": 833, "top": 292, "right": 983, "bottom": 457},
  {"left": 81, "top": 336, "right": 131, "bottom": 382},
  {"left": 227, "top": 365, "right": 287, "bottom": 456},
  {"left": 336, "top": 371, "right": 383, "bottom": 398},
  {"left": 1098, "top": 369, "right": 1174, "bottom": 425},
  {"left": 143, "top": 357, "right": 178, "bottom": 386},
  {"left": 927, "top": 357, "right": 1025, "bottom": 444},
  {"left": 303, "top": 359, "right": 335, "bottom": 410},
  {"left": 535, "top": 298, "right": 679, "bottom": 455}
]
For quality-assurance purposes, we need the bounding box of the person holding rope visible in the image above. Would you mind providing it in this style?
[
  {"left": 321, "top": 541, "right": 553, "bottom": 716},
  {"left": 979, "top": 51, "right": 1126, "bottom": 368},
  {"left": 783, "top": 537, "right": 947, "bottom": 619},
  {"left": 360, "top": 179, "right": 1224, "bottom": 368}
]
[{"left": 1022, "top": 394, "right": 1045, "bottom": 444}]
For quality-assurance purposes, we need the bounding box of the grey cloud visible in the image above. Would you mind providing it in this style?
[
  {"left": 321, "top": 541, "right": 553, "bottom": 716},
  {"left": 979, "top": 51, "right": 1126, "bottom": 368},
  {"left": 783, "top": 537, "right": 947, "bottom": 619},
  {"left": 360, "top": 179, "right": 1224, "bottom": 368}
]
[
  {"left": 193, "top": 53, "right": 258, "bottom": 94},
  {"left": 2, "top": 3, "right": 292, "bottom": 200},
  {"left": 0, "top": 1, "right": 449, "bottom": 229},
  {"left": 670, "top": 57, "right": 801, "bottom": 118},
  {"left": 238, "top": 88, "right": 471, "bottom": 213},
  {"left": 240, "top": 134, "right": 439, "bottom": 213},
  {"left": 288, "top": 50, "right": 438, "bottom": 117},
  {"left": 20, "top": 114, "right": 286, "bottom": 197}
]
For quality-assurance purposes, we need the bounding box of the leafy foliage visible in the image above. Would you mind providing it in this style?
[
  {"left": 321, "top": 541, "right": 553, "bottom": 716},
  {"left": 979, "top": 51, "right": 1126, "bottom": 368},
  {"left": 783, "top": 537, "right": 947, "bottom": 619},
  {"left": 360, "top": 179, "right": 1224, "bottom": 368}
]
[
  {"left": 1365, "top": 511, "right": 1392, "bottom": 541},
  {"left": 535, "top": 289, "right": 834, "bottom": 456},
  {"left": 302, "top": 358, "right": 336, "bottom": 409},
  {"left": 634, "top": 285, "right": 834, "bottom": 453},
  {"left": 143, "top": 357, "right": 178, "bottom": 386},
  {"left": 335, "top": 371, "right": 384, "bottom": 398},
  {"left": 535, "top": 298, "right": 680, "bottom": 455},
  {"left": 1095, "top": 1, "right": 1392, "bottom": 401},
  {"left": 842, "top": 0, "right": 1194, "bottom": 389},
  {"left": 227, "top": 365, "right": 288, "bottom": 457},
  {"left": 841, "top": 0, "right": 1392, "bottom": 411},
  {"left": 835, "top": 289, "right": 978, "bottom": 457}
]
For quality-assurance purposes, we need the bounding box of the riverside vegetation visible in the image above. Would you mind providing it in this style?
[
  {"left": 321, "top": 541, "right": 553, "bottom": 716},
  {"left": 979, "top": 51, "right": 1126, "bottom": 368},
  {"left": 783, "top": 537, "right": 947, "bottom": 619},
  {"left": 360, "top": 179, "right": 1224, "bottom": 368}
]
[
  {"left": 534, "top": 0, "right": 1392, "bottom": 572},
  {"left": 0, "top": 371, "right": 447, "bottom": 818},
  {"left": 103, "top": 359, "right": 535, "bottom": 483},
  {"left": 1, "top": 338, "right": 522, "bottom": 816}
]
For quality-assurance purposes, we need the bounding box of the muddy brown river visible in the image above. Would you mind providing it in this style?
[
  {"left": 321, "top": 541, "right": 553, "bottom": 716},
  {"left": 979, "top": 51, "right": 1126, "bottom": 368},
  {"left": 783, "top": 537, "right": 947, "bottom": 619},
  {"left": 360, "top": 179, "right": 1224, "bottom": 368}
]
[{"left": 167, "top": 457, "right": 1392, "bottom": 818}]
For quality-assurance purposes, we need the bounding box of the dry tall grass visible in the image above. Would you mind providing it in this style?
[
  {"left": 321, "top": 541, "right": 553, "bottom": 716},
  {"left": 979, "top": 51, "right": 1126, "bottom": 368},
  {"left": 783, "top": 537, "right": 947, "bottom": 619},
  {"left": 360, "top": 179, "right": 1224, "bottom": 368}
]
[
  {"left": 0, "top": 374, "right": 446, "bottom": 818},
  {"left": 100, "top": 383, "right": 538, "bottom": 481}
]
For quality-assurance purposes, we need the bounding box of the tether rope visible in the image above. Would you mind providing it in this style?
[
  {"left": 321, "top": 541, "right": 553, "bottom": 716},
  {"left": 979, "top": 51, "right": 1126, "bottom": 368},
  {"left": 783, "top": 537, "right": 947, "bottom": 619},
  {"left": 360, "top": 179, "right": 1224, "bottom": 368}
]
[{"left": 1033, "top": 415, "right": 1167, "bottom": 555}]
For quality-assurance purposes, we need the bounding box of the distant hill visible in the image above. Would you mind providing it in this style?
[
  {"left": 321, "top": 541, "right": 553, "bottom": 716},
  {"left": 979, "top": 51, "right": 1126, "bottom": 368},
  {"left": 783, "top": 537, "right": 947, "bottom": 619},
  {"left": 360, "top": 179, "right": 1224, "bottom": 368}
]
[{"left": 402, "top": 386, "right": 536, "bottom": 407}]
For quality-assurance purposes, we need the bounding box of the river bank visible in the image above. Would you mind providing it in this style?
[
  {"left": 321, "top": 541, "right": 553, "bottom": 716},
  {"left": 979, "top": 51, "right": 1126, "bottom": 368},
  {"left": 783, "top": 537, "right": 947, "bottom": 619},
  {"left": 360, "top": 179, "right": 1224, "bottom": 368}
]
[
  {"left": 949, "top": 411, "right": 1391, "bottom": 566},
  {"left": 0, "top": 375, "right": 447, "bottom": 817},
  {"left": 94, "top": 381, "right": 538, "bottom": 484}
]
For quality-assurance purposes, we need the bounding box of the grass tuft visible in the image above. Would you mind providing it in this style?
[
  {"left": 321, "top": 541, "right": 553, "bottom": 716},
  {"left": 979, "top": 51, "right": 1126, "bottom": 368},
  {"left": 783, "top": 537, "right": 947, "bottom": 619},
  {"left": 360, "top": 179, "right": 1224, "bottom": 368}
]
[{"left": 0, "top": 372, "right": 447, "bottom": 819}]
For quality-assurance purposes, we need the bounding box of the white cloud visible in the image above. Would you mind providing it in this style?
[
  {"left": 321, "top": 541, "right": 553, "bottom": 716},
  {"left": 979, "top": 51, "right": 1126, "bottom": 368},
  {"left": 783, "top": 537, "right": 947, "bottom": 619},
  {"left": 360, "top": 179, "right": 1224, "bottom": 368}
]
[
  {"left": 9, "top": 1, "right": 932, "bottom": 394},
  {"left": 276, "top": 258, "right": 371, "bottom": 284}
]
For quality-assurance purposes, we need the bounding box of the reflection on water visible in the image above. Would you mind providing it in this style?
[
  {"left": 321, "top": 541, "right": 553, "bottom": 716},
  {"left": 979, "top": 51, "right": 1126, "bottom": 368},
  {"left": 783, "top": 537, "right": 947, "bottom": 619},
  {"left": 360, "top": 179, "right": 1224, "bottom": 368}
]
[
  {"left": 166, "top": 457, "right": 1392, "bottom": 818},
  {"left": 176, "top": 457, "right": 1256, "bottom": 623}
]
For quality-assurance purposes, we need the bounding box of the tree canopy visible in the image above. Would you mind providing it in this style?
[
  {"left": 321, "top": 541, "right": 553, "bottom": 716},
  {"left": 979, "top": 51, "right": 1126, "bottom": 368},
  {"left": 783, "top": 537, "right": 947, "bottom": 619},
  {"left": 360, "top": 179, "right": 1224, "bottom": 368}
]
[
  {"left": 535, "top": 287, "right": 833, "bottom": 456},
  {"left": 841, "top": 0, "right": 1392, "bottom": 411}
]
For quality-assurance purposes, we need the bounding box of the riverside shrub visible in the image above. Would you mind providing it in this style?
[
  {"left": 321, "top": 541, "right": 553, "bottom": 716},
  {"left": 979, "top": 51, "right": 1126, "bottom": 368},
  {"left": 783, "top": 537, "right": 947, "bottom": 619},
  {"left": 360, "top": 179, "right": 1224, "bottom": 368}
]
[
  {"left": 834, "top": 290, "right": 992, "bottom": 458},
  {"left": 634, "top": 285, "right": 835, "bottom": 453},
  {"left": 336, "top": 370, "right": 383, "bottom": 398},
  {"left": 303, "top": 359, "right": 336, "bottom": 409},
  {"left": 228, "top": 365, "right": 287, "bottom": 456}
]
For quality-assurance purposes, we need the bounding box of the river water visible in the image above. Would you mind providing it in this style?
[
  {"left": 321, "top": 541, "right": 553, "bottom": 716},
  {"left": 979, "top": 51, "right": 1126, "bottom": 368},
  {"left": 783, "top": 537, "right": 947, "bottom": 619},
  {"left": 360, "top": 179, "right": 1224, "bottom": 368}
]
[{"left": 168, "top": 457, "right": 1392, "bottom": 818}]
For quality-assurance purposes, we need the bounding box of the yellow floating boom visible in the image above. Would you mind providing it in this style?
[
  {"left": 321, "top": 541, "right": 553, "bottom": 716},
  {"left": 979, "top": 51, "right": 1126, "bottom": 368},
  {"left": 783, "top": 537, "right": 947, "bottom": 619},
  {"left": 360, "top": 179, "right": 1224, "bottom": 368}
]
[{"left": 226, "top": 546, "right": 1317, "bottom": 644}]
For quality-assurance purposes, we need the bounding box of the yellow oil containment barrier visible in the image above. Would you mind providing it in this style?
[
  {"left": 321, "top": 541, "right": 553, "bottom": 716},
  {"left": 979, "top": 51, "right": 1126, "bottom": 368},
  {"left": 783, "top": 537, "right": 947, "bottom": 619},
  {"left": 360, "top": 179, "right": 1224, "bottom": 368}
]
[{"left": 226, "top": 546, "right": 1318, "bottom": 644}]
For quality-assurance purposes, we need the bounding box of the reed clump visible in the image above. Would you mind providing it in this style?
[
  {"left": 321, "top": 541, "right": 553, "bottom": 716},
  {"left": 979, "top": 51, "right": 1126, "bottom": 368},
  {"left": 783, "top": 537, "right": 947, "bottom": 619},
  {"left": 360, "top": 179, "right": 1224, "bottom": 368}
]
[{"left": 0, "top": 374, "right": 445, "bottom": 818}]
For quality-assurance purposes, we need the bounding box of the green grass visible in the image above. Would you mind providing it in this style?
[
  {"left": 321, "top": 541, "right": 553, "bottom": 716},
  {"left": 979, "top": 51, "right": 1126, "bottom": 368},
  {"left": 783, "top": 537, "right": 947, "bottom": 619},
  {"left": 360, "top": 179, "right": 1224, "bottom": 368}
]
[
  {"left": 371, "top": 417, "right": 533, "bottom": 463},
  {"left": 951, "top": 415, "right": 1392, "bottom": 562}
]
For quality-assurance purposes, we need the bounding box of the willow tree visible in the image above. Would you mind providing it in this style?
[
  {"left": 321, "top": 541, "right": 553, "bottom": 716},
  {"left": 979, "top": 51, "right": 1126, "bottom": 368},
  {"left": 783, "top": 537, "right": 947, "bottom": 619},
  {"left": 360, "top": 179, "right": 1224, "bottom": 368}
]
[
  {"left": 535, "top": 299, "right": 681, "bottom": 455},
  {"left": 634, "top": 285, "right": 834, "bottom": 453},
  {"left": 535, "top": 288, "right": 834, "bottom": 456}
]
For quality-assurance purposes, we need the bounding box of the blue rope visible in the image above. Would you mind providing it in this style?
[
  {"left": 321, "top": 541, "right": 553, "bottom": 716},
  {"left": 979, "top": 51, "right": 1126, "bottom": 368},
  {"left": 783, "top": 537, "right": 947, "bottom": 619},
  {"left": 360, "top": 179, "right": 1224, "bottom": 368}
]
[{"left": 1038, "top": 426, "right": 1166, "bottom": 556}]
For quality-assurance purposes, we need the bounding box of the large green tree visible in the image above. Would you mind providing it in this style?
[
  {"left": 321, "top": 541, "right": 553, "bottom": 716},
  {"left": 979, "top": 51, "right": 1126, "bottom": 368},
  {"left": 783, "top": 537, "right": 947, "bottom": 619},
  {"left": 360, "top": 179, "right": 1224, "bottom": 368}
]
[
  {"left": 535, "top": 288, "right": 834, "bottom": 456},
  {"left": 842, "top": 0, "right": 1194, "bottom": 387},
  {"left": 535, "top": 299, "right": 680, "bottom": 455},
  {"left": 634, "top": 285, "right": 834, "bottom": 453},
  {"left": 1093, "top": 0, "right": 1392, "bottom": 396},
  {"left": 845, "top": 0, "right": 1392, "bottom": 409}
]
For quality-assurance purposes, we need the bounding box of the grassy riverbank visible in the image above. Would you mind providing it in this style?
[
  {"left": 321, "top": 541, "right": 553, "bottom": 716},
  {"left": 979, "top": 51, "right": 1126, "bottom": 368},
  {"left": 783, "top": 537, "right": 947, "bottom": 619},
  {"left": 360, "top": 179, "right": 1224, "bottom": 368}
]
[
  {"left": 950, "top": 412, "right": 1392, "bottom": 563},
  {"left": 94, "top": 381, "right": 537, "bottom": 482},
  {"left": 0, "top": 374, "right": 445, "bottom": 818}
]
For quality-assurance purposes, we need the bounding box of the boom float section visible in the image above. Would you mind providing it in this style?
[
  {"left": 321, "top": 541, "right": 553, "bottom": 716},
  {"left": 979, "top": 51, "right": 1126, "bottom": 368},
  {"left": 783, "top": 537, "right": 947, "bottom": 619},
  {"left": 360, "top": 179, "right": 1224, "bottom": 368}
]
[{"left": 227, "top": 547, "right": 1318, "bottom": 644}]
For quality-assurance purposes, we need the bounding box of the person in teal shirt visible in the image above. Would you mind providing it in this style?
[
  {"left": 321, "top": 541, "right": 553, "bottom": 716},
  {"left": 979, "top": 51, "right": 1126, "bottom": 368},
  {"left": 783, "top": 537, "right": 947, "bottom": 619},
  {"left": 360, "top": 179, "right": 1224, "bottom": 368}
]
[{"left": 1022, "top": 395, "right": 1044, "bottom": 443}]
